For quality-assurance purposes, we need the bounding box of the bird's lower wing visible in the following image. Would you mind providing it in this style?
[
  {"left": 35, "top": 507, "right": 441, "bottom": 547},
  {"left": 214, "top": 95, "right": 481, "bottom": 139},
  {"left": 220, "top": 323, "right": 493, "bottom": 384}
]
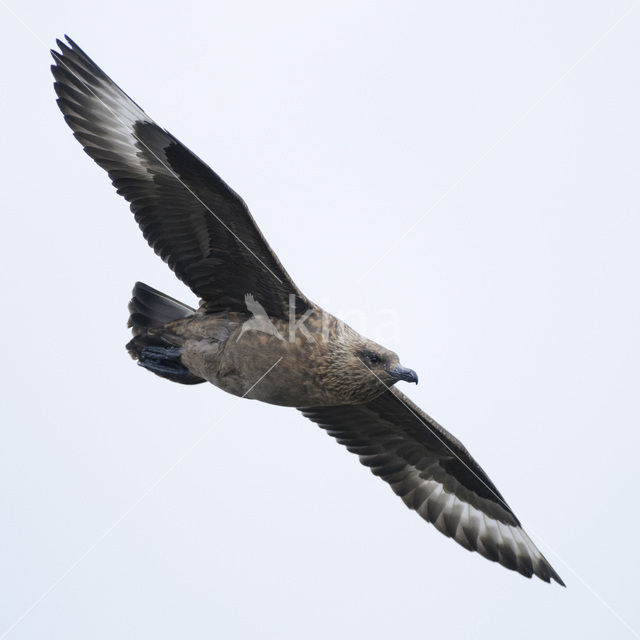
[
  {"left": 50, "top": 36, "right": 309, "bottom": 318},
  {"left": 299, "top": 388, "right": 564, "bottom": 585}
]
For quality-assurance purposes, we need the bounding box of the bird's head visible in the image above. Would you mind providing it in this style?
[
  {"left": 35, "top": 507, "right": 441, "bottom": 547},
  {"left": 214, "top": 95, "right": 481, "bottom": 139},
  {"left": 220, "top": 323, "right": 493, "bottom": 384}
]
[
  {"left": 355, "top": 340, "right": 418, "bottom": 387},
  {"left": 326, "top": 324, "right": 418, "bottom": 403}
]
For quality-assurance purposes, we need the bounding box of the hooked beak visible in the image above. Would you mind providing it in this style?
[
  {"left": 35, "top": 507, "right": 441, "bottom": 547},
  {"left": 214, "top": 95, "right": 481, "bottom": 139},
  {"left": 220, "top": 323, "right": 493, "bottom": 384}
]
[{"left": 389, "top": 365, "right": 419, "bottom": 384}]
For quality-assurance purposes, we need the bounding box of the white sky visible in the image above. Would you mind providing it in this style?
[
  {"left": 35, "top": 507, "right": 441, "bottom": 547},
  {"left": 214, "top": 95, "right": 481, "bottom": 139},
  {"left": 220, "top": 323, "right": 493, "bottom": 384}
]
[{"left": 2, "top": 1, "right": 640, "bottom": 638}]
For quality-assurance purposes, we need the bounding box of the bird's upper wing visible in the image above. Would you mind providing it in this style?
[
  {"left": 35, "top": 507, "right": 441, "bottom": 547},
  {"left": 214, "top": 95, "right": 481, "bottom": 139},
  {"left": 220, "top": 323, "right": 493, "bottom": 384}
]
[
  {"left": 300, "top": 387, "right": 564, "bottom": 585},
  {"left": 51, "top": 36, "right": 310, "bottom": 318}
]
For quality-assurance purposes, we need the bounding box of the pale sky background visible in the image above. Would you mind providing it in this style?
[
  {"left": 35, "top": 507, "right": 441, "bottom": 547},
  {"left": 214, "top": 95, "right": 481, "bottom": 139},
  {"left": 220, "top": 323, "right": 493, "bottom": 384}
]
[{"left": 2, "top": 1, "right": 640, "bottom": 638}]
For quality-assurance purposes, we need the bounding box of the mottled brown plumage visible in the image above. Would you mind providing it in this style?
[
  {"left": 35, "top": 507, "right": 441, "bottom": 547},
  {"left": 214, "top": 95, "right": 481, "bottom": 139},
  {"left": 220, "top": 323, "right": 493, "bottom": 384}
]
[
  {"left": 51, "top": 36, "right": 564, "bottom": 585},
  {"left": 131, "top": 300, "right": 403, "bottom": 406}
]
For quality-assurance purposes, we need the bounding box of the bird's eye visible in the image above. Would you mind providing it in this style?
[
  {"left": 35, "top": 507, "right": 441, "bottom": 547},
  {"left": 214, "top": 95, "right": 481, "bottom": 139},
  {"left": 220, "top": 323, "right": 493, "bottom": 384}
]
[{"left": 368, "top": 353, "right": 382, "bottom": 365}]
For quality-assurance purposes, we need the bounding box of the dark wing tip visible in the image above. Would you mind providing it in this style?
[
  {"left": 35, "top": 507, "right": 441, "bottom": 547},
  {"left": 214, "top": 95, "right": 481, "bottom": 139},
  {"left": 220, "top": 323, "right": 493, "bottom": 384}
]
[
  {"left": 530, "top": 548, "right": 564, "bottom": 586},
  {"left": 63, "top": 35, "right": 89, "bottom": 60},
  {"left": 53, "top": 35, "right": 76, "bottom": 50},
  {"left": 51, "top": 38, "right": 74, "bottom": 69},
  {"left": 550, "top": 567, "right": 566, "bottom": 587}
]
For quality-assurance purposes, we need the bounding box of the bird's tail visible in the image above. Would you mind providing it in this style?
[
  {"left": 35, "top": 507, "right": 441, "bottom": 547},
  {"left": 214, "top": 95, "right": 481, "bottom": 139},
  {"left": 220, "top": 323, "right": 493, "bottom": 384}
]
[
  {"left": 126, "top": 282, "right": 205, "bottom": 385},
  {"left": 127, "top": 281, "right": 196, "bottom": 337}
]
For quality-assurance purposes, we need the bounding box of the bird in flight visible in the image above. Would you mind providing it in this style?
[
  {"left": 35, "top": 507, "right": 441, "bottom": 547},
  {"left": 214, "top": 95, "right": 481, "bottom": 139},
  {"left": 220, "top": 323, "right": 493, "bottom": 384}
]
[{"left": 51, "top": 36, "right": 563, "bottom": 585}]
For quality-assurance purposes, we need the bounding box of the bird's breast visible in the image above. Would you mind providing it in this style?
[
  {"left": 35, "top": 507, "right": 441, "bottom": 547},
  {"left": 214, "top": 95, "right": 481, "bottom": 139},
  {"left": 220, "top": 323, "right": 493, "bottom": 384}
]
[{"left": 180, "top": 318, "right": 343, "bottom": 407}]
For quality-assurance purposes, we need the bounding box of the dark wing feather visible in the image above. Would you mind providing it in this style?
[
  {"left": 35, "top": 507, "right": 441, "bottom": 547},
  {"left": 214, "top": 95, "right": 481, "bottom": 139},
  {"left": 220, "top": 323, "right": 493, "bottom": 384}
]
[
  {"left": 51, "top": 36, "right": 310, "bottom": 318},
  {"left": 300, "top": 387, "right": 564, "bottom": 585}
]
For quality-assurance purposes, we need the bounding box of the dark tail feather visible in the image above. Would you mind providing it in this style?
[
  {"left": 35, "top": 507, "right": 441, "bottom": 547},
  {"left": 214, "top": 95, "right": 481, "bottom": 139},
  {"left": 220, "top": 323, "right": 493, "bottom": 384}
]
[
  {"left": 126, "top": 282, "right": 205, "bottom": 385},
  {"left": 128, "top": 281, "right": 196, "bottom": 335}
]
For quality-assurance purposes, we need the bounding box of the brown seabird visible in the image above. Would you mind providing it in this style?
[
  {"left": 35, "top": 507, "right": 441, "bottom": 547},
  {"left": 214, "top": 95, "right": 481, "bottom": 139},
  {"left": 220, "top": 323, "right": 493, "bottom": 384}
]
[{"left": 51, "top": 36, "right": 564, "bottom": 585}]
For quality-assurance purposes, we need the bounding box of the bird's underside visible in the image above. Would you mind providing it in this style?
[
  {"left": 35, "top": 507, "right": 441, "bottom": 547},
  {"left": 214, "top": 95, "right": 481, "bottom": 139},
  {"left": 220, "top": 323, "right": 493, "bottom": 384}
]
[{"left": 51, "top": 36, "right": 564, "bottom": 585}]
